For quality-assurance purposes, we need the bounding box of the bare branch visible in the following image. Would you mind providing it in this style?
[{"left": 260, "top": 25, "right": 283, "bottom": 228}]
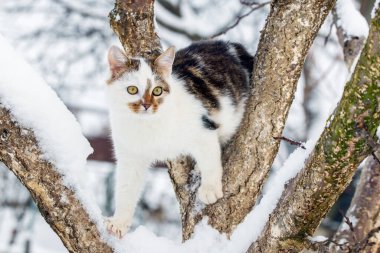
[
  {"left": 274, "top": 136, "right": 306, "bottom": 149},
  {"left": 210, "top": 1, "right": 270, "bottom": 38}
]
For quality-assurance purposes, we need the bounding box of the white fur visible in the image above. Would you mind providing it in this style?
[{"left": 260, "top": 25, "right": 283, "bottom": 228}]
[{"left": 105, "top": 59, "right": 246, "bottom": 238}]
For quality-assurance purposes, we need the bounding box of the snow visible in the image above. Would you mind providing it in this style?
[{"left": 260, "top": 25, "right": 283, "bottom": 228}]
[
  {"left": 0, "top": 34, "right": 92, "bottom": 187},
  {"left": 0, "top": 33, "right": 110, "bottom": 241},
  {"left": 335, "top": 0, "right": 369, "bottom": 38},
  {"left": 309, "top": 235, "right": 328, "bottom": 243},
  {"left": 377, "top": 126, "right": 380, "bottom": 140}
]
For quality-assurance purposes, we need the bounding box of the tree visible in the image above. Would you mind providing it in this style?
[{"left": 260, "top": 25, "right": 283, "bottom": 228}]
[{"left": 0, "top": 0, "right": 379, "bottom": 252}]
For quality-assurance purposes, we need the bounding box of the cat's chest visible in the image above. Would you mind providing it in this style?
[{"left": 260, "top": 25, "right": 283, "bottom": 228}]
[{"left": 112, "top": 114, "right": 191, "bottom": 156}]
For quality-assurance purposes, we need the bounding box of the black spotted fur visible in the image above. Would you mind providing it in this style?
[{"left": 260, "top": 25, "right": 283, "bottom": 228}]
[{"left": 172, "top": 40, "right": 253, "bottom": 113}]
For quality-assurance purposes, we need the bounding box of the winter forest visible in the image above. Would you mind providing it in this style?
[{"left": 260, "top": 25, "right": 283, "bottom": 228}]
[{"left": 0, "top": 0, "right": 379, "bottom": 252}]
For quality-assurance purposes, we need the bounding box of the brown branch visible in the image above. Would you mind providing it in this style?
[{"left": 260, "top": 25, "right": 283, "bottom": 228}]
[
  {"left": 274, "top": 136, "right": 306, "bottom": 149},
  {"left": 332, "top": 155, "right": 380, "bottom": 252},
  {"left": 109, "top": 0, "right": 161, "bottom": 60},
  {"left": 169, "top": 0, "right": 336, "bottom": 241},
  {"left": 0, "top": 108, "right": 112, "bottom": 253},
  {"left": 250, "top": 7, "right": 380, "bottom": 251}
]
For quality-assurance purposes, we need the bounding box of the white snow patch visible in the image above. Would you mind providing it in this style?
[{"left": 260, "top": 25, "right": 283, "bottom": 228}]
[
  {"left": 0, "top": 34, "right": 108, "bottom": 239},
  {"left": 335, "top": 0, "right": 369, "bottom": 38},
  {"left": 309, "top": 235, "right": 328, "bottom": 242},
  {"left": 377, "top": 125, "right": 380, "bottom": 140},
  {"left": 0, "top": 34, "right": 93, "bottom": 187}
]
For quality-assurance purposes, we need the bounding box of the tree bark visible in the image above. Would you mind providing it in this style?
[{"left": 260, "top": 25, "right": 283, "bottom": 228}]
[
  {"left": 109, "top": 0, "right": 161, "bottom": 60},
  {"left": 167, "top": 0, "right": 336, "bottom": 240},
  {"left": 0, "top": 108, "right": 113, "bottom": 253},
  {"left": 250, "top": 5, "right": 380, "bottom": 252},
  {"left": 332, "top": 155, "right": 380, "bottom": 252}
]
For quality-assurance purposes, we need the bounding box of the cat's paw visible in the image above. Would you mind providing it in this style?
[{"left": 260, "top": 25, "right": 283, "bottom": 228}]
[
  {"left": 198, "top": 183, "right": 223, "bottom": 204},
  {"left": 104, "top": 216, "right": 131, "bottom": 239}
]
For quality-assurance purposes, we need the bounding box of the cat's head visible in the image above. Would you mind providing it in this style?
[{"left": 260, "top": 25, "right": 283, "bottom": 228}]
[{"left": 106, "top": 46, "right": 175, "bottom": 116}]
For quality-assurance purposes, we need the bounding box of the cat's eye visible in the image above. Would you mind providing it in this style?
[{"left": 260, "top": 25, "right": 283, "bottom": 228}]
[
  {"left": 152, "top": 87, "right": 163, "bottom": 96},
  {"left": 126, "top": 86, "right": 138, "bottom": 95}
]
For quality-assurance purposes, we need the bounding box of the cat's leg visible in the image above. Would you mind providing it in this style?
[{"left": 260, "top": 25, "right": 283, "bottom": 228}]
[
  {"left": 105, "top": 157, "right": 149, "bottom": 238},
  {"left": 192, "top": 132, "right": 224, "bottom": 204}
]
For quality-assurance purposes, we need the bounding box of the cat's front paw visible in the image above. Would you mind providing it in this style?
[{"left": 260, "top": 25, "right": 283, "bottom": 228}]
[
  {"left": 198, "top": 183, "right": 223, "bottom": 204},
  {"left": 104, "top": 216, "right": 131, "bottom": 239}
]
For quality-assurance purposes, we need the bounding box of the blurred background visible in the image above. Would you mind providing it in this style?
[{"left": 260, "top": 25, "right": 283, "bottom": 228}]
[{"left": 0, "top": 0, "right": 376, "bottom": 252}]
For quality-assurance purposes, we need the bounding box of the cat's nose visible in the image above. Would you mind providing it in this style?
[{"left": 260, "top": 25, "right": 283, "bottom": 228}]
[{"left": 142, "top": 103, "right": 151, "bottom": 110}]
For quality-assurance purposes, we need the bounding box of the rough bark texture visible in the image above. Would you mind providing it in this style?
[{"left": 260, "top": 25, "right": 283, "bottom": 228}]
[
  {"left": 109, "top": 0, "right": 161, "bottom": 59},
  {"left": 332, "top": 155, "right": 380, "bottom": 253},
  {"left": 250, "top": 6, "right": 380, "bottom": 252},
  {"left": 168, "top": 0, "right": 336, "bottom": 240},
  {"left": 0, "top": 108, "right": 113, "bottom": 253}
]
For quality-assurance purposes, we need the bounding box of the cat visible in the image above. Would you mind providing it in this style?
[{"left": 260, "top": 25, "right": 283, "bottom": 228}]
[{"left": 105, "top": 40, "right": 253, "bottom": 238}]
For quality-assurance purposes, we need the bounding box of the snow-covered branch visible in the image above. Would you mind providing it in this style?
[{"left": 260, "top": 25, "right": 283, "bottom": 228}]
[
  {"left": 333, "top": 0, "right": 369, "bottom": 68},
  {"left": 169, "top": 0, "right": 337, "bottom": 240},
  {"left": 251, "top": 7, "right": 380, "bottom": 251},
  {"left": 0, "top": 35, "right": 112, "bottom": 253}
]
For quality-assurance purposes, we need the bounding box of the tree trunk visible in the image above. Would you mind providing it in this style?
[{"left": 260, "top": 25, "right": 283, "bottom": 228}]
[
  {"left": 109, "top": 0, "right": 161, "bottom": 60},
  {"left": 332, "top": 155, "right": 380, "bottom": 252},
  {"left": 0, "top": 108, "right": 113, "bottom": 253},
  {"left": 250, "top": 5, "right": 380, "bottom": 252},
  {"left": 168, "top": 0, "right": 336, "bottom": 240}
]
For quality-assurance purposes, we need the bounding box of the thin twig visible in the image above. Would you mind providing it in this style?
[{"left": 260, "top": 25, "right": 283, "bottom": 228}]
[
  {"left": 210, "top": 1, "right": 270, "bottom": 38},
  {"left": 274, "top": 136, "right": 306, "bottom": 149},
  {"left": 353, "top": 226, "right": 380, "bottom": 252},
  {"left": 340, "top": 209, "right": 355, "bottom": 233}
]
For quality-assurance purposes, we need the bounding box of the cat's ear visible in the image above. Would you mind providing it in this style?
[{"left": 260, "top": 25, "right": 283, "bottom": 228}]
[
  {"left": 108, "top": 45, "right": 128, "bottom": 78},
  {"left": 154, "top": 46, "right": 175, "bottom": 78}
]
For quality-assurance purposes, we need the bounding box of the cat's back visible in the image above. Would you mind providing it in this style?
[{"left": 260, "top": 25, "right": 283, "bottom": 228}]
[
  {"left": 172, "top": 40, "right": 253, "bottom": 112},
  {"left": 172, "top": 40, "right": 254, "bottom": 144}
]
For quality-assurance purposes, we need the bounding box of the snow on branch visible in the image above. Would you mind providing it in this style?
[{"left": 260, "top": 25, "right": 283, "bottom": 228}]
[
  {"left": 0, "top": 34, "right": 113, "bottom": 252},
  {"left": 0, "top": 34, "right": 92, "bottom": 186},
  {"left": 250, "top": 7, "right": 380, "bottom": 251},
  {"left": 333, "top": 0, "right": 369, "bottom": 69}
]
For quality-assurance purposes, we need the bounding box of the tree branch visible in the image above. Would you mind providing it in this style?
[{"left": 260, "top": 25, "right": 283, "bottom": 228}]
[
  {"left": 109, "top": 0, "right": 161, "bottom": 59},
  {"left": 331, "top": 155, "right": 380, "bottom": 252},
  {"left": 168, "top": 0, "right": 336, "bottom": 240},
  {"left": 210, "top": 1, "right": 270, "bottom": 39},
  {"left": 0, "top": 108, "right": 112, "bottom": 253},
  {"left": 251, "top": 6, "right": 380, "bottom": 251}
]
